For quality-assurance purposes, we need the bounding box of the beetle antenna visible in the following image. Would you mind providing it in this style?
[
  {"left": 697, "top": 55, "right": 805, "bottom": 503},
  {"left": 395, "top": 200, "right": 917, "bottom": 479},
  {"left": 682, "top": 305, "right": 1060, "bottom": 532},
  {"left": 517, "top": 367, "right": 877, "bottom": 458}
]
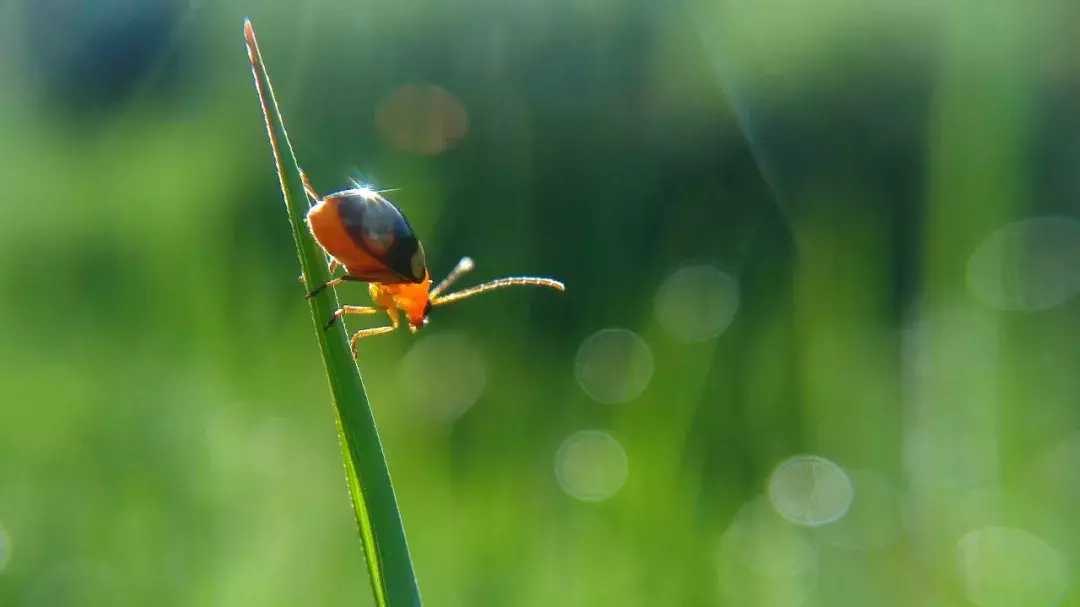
[
  {"left": 431, "top": 276, "right": 565, "bottom": 306},
  {"left": 430, "top": 257, "right": 475, "bottom": 299}
]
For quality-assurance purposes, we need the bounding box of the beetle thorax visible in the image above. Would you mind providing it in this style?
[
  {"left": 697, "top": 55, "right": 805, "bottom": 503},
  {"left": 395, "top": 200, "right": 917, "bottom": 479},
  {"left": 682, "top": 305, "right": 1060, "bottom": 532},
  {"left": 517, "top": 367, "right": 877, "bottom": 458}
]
[{"left": 370, "top": 277, "right": 432, "bottom": 329}]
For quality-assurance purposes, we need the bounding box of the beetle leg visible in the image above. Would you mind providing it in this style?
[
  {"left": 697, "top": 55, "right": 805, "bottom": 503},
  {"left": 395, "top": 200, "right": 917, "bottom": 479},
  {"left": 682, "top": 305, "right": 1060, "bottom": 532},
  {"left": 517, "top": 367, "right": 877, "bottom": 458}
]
[
  {"left": 306, "top": 276, "right": 344, "bottom": 299},
  {"left": 349, "top": 325, "right": 397, "bottom": 351},
  {"left": 349, "top": 312, "right": 400, "bottom": 356},
  {"left": 298, "top": 260, "right": 343, "bottom": 287},
  {"left": 297, "top": 170, "right": 338, "bottom": 275},
  {"left": 305, "top": 274, "right": 362, "bottom": 299},
  {"left": 324, "top": 305, "right": 379, "bottom": 330},
  {"left": 299, "top": 169, "right": 321, "bottom": 204}
]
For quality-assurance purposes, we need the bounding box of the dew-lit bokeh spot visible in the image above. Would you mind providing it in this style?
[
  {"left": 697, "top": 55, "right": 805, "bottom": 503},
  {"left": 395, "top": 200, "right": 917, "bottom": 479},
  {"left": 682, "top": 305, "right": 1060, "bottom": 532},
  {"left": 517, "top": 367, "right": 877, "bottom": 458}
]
[
  {"left": 1032, "top": 431, "right": 1080, "bottom": 503},
  {"left": 654, "top": 265, "right": 740, "bottom": 342},
  {"left": 375, "top": 84, "right": 469, "bottom": 156},
  {"left": 768, "top": 455, "right": 854, "bottom": 527},
  {"left": 718, "top": 498, "right": 818, "bottom": 606},
  {"left": 819, "top": 470, "right": 901, "bottom": 551},
  {"left": 957, "top": 526, "right": 1068, "bottom": 607},
  {"left": 574, "top": 328, "right": 654, "bottom": 404},
  {"left": 554, "top": 430, "right": 629, "bottom": 502},
  {"left": 966, "top": 216, "right": 1080, "bottom": 311},
  {"left": 0, "top": 522, "right": 10, "bottom": 573},
  {"left": 399, "top": 332, "right": 487, "bottom": 422}
]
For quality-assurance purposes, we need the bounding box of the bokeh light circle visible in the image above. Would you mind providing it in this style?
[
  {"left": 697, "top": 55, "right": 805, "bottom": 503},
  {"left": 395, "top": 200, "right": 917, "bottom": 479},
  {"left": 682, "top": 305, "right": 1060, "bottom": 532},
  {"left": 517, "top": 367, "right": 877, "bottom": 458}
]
[
  {"left": 574, "top": 328, "right": 654, "bottom": 404},
  {"left": 399, "top": 332, "right": 487, "bottom": 422},
  {"left": 375, "top": 83, "right": 469, "bottom": 155},
  {"left": 768, "top": 455, "right": 854, "bottom": 527},
  {"left": 554, "top": 430, "right": 629, "bottom": 502},
  {"left": 957, "top": 526, "right": 1068, "bottom": 607},
  {"left": 966, "top": 216, "right": 1080, "bottom": 311},
  {"left": 819, "top": 470, "right": 901, "bottom": 551},
  {"left": 654, "top": 265, "right": 740, "bottom": 342},
  {"left": 0, "top": 522, "right": 10, "bottom": 573},
  {"left": 718, "top": 498, "right": 819, "bottom": 606}
]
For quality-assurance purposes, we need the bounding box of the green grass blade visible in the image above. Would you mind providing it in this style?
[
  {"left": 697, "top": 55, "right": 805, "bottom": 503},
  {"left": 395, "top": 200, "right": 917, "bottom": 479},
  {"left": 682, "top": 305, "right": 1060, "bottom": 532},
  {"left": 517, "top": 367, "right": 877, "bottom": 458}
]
[{"left": 243, "top": 19, "right": 422, "bottom": 607}]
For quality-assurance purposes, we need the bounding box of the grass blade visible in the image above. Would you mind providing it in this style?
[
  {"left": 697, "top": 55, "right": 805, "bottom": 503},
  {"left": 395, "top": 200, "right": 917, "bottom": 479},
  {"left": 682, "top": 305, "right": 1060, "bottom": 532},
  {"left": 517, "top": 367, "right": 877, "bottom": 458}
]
[{"left": 243, "top": 19, "right": 422, "bottom": 607}]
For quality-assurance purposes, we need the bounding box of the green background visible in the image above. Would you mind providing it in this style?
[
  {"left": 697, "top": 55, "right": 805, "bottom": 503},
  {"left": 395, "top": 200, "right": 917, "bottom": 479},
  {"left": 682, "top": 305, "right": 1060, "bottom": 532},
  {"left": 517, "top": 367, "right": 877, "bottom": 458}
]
[{"left": 2, "top": 0, "right": 1079, "bottom": 605}]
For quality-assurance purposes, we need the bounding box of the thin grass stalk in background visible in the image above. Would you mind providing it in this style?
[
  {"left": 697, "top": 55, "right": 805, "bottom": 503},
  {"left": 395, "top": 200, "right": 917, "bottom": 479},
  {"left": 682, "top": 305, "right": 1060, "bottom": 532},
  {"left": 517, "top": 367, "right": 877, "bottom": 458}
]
[{"left": 243, "top": 19, "right": 422, "bottom": 607}]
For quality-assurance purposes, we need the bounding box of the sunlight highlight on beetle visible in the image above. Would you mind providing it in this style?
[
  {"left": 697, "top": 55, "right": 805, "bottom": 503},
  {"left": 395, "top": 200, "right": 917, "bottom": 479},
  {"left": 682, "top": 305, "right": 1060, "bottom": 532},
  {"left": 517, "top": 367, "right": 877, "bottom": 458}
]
[
  {"left": 399, "top": 332, "right": 487, "bottom": 422},
  {"left": 574, "top": 329, "right": 654, "bottom": 404},
  {"left": 554, "top": 430, "right": 629, "bottom": 502},
  {"left": 768, "top": 455, "right": 854, "bottom": 527},
  {"left": 654, "top": 265, "right": 740, "bottom": 343},
  {"left": 957, "top": 526, "right": 1068, "bottom": 607},
  {"left": 345, "top": 179, "right": 381, "bottom": 200}
]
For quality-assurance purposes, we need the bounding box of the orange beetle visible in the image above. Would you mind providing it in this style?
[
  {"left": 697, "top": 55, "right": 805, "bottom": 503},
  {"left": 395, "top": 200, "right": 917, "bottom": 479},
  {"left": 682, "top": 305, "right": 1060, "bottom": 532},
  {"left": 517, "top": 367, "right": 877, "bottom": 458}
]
[{"left": 300, "top": 171, "right": 564, "bottom": 354}]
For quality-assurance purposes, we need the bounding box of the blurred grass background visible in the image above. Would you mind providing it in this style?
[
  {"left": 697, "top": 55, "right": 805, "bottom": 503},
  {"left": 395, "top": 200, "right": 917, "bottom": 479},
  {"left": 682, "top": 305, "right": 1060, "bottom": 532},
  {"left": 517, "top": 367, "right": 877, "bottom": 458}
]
[{"left": 2, "top": 0, "right": 1080, "bottom": 605}]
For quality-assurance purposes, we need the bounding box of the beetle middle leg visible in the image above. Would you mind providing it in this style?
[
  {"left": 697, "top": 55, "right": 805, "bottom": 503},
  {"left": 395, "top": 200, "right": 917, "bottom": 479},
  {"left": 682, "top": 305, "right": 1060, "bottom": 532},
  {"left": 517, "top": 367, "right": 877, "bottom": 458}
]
[{"left": 324, "top": 305, "right": 379, "bottom": 330}]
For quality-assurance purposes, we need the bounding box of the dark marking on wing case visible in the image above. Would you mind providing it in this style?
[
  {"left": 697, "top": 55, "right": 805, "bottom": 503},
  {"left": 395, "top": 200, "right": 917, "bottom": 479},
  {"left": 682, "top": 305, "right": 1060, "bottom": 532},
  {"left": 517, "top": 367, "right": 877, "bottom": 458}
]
[{"left": 334, "top": 191, "right": 427, "bottom": 282}]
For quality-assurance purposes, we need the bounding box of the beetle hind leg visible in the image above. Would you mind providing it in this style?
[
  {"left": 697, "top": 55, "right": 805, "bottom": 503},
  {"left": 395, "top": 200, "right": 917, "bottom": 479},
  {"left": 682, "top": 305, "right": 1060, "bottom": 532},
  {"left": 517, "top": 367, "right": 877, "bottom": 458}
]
[
  {"left": 299, "top": 168, "right": 321, "bottom": 204},
  {"left": 298, "top": 259, "right": 343, "bottom": 288},
  {"left": 348, "top": 312, "right": 400, "bottom": 356},
  {"left": 306, "top": 274, "right": 363, "bottom": 300}
]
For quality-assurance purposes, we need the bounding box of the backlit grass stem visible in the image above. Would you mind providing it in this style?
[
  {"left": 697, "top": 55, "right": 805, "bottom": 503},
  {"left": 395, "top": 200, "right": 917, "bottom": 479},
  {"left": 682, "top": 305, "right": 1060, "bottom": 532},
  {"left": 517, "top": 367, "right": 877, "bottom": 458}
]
[{"left": 243, "top": 19, "right": 422, "bottom": 607}]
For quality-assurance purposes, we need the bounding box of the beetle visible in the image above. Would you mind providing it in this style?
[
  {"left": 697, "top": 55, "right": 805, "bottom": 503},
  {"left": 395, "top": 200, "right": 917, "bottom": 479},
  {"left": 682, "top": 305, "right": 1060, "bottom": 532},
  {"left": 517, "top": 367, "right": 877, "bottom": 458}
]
[{"left": 299, "top": 170, "right": 565, "bottom": 355}]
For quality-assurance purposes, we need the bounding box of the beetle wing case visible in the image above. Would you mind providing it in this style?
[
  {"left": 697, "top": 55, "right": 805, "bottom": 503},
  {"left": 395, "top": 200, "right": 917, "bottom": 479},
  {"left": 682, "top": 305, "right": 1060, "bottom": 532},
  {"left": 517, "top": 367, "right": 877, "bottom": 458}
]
[{"left": 307, "top": 189, "right": 427, "bottom": 283}]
